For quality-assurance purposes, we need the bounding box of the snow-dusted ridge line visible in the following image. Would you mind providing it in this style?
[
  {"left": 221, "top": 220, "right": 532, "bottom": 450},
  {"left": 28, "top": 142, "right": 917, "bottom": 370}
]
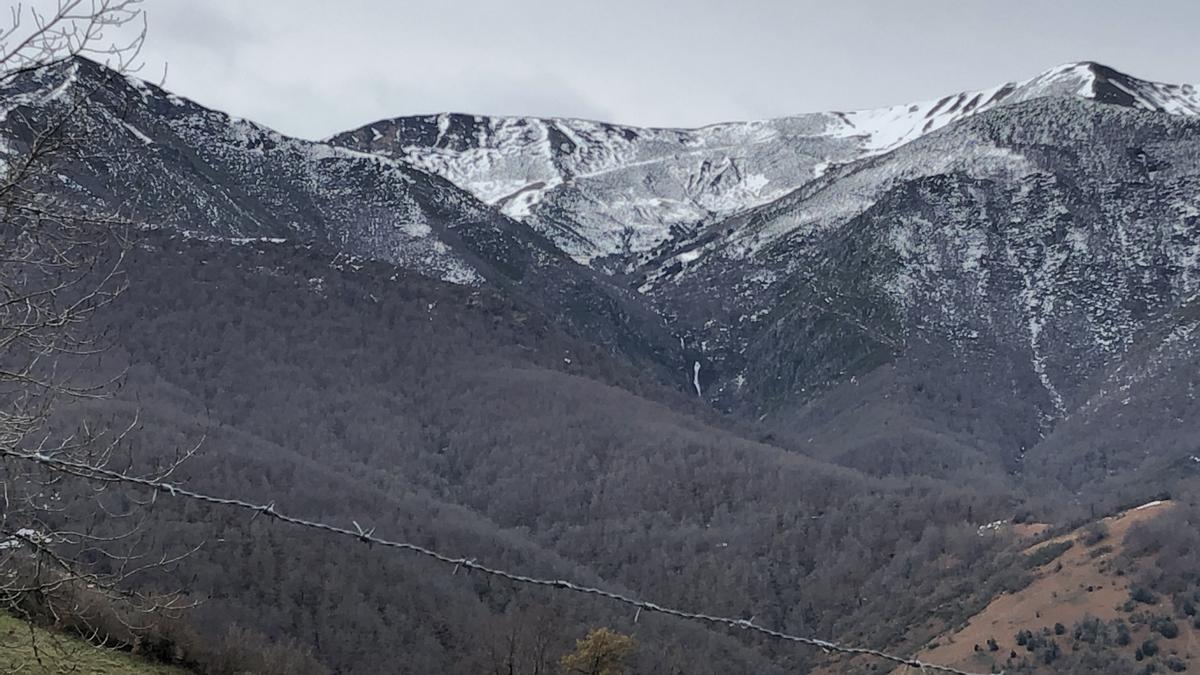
[
  {"left": 339, "top": 61, "right": 1200, "bottom": 139},
  {"left": 3, "top": 61, "right": 488, "bottom": 289},
  {"left": 115, "top": 69, "right": 429, "bottom": 177},
  {"left": 827, "top": 62, "right": 1200, "bottom": 155},
  {"left": 329, "top": 62, "right": 1200, "bottom": 266}
]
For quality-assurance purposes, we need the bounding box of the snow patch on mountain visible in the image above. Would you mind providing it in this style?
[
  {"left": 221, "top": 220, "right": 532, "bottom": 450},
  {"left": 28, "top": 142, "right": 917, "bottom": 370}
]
[
  {"left": 332, "top": 113, "right": 848, "bottom": 264},
  {"left": 122, "top": 120, "right": 154, "bottom": 144}
]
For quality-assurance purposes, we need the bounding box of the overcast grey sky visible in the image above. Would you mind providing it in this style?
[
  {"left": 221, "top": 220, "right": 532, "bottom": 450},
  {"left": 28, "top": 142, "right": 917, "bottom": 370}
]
[{"left": 136, "top": 0, "right": 1200, "bottom": 140}]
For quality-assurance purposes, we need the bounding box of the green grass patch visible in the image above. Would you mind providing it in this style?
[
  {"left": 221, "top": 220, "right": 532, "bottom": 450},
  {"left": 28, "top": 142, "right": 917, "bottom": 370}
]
[{"left": 0, "top": 612, "right": 188, "bottom": 674}]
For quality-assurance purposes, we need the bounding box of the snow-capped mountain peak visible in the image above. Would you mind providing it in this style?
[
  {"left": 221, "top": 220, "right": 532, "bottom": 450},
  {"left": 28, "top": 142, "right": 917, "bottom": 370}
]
[
  {"left": 332, "top": 63, "right": 1198, "bottom": 268},
  {"left": 827, "top": 62, "right": 1200, "bottom": 154}
]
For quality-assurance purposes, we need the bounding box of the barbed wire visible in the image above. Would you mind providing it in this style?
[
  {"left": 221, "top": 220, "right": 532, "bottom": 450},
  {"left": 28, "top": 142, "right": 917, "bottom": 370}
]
[{"left": 1, "top": 448, "right": 997, "bottom": 675}]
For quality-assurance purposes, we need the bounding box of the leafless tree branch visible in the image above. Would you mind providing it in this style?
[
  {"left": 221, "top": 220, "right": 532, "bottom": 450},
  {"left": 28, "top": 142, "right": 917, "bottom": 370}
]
[{"left": 0, "top": 0, "right": 198, "bottom": 663}]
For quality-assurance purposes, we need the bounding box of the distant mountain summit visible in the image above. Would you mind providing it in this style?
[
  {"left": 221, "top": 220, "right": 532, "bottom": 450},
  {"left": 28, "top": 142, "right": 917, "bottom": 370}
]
[
  {"left": 1071, "top": 61, "right": 1200, "bottom": 114},
  {"left": 329, "top": 62, "right": 1199, "bottom": 266},
  {"left": 827, "top": 62, "right": 1200, "bottom": 154}
]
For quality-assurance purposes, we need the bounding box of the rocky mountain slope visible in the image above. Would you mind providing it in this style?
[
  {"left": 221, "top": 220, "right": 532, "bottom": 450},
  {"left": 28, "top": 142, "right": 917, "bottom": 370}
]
[
  {"left": 329, "top": 62, "right": 1199, "bottom": 268},
  {"left": 329, "top": 65, "right": 1200, "bottom": 435},
  {"left": 5, "top": 58, "right": 1200, "bottom": 482},
  {"left": 0, "top": 58, "right": 689, "bottom": 384},
  {"left": 658, "top": 97, "right": 1200, "bottom": 476}
]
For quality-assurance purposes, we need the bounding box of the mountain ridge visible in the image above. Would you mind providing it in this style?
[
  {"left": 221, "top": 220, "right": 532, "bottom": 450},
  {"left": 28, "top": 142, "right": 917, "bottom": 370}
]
[
  {"left": 327, "top": 62, "right": 1199, "bottom": 267},
  {"left": 8, "top": 56, "right": 1199, "bottom": 463}
]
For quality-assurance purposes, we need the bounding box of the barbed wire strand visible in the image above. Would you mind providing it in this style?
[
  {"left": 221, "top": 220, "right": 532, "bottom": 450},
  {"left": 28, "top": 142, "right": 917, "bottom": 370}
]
[{"left": 1, "top": 448, "right": 997, "bottom": 675}]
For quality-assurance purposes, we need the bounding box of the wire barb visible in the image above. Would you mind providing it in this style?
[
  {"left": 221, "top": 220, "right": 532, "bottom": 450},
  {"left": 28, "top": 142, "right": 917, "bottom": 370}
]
[{"left": 0, "top": 448, "right": 997, "bottom": 675}]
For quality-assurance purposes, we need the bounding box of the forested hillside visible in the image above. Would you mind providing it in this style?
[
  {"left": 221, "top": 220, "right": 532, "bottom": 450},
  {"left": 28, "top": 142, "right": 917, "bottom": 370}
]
[{"left": 53, "top": 231, "right": 1037, "bottom": 673}]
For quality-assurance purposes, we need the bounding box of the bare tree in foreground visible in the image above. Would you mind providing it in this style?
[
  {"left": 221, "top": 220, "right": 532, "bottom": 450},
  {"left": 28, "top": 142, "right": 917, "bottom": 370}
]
[{"left": 0, "top": 1, "right": 197, "bottom": 662}]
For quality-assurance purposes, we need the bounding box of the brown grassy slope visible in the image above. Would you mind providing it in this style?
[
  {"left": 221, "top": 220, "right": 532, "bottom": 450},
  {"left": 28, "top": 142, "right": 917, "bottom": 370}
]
[{"left": 916, "top": 499, "right": 1197, "bottom": 673}]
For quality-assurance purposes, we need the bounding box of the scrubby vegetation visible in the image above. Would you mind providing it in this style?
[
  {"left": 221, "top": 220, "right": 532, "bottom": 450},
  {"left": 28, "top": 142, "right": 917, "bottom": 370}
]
[
  {"left": 0, "top": 612, "right": 186, "bottom": 675},
  {"left": 1024, "top": 541, "right": 1074, "bottom": 569}
]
